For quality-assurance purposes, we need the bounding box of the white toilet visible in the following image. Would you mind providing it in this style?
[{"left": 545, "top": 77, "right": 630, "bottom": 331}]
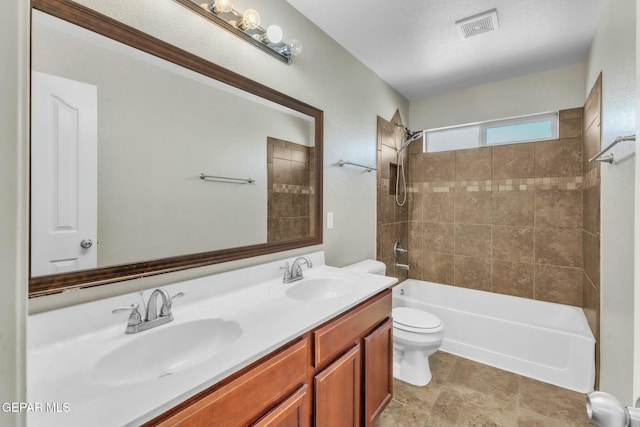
[
  {"left": 343, "top": 259, "right": 444, "bottom": 387},
  {"left": 392, "top": 306, "right": 443, "bottom": 386}
]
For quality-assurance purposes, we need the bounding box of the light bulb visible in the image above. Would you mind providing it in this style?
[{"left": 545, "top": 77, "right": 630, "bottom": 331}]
[
  {"left": 264, "top": 25, "right": 283, "bottom": 44},
  {"left": 211, "top": 0, "right": 234, "bottom": 14},
  {"left": 285, "top": 39, "right": 302, "bottom": 56},
  {"left": 238, "top": 9, "right": 260, "bottom": 30}
]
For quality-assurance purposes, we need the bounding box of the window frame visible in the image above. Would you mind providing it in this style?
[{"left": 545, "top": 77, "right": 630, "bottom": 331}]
[{"left": 424, "top": 111, "right": 559, "bottom": 153}]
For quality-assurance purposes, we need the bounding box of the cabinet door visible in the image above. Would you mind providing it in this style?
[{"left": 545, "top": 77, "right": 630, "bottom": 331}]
[
  {"left": 364, "top": 319, "right": 393, "bottom": 427},
  {"left": 253, "top": 385, "right": 310, "bottom": 427},
  {"left": 314, "top": 345, "right": 361, "bottom": 427}
]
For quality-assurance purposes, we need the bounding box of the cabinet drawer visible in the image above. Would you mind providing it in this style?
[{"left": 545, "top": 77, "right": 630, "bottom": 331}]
[
  {"left": 154, "top": 337, "right": 308, "bottom": 427},
  {"left": 313, "top": 290, "right": 391, "bottom": 368}
]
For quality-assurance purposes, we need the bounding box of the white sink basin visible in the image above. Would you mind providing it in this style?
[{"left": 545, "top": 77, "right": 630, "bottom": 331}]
[
  {"left": 93, "top": 318, "right": 242, "bottom": 386},
  {"left": 286, "top": 277, "right": 354, "bottom": 301}
]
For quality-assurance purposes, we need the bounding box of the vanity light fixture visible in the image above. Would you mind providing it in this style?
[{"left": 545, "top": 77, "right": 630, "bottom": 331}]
[{"left": 176, "top": 0, "right": 302, "bottom": 64}]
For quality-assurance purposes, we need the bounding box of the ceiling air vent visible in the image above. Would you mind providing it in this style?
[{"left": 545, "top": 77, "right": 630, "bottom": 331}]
[{"left": 456, "top": 9, "right": 499, "bottom": 40}]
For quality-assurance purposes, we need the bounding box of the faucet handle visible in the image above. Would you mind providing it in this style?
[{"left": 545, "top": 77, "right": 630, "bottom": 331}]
[
  {"left": 159, "top": 292, "right": 185, "bottom": 317},
  {"left": 112, "top": 303, "right": 142, "bottom": 326},
  {"left": 171, "top": 292, "right": 185, "bottom": 301},
  {"left": 279, "top": 262, "right": 291, "bottom": 276}
]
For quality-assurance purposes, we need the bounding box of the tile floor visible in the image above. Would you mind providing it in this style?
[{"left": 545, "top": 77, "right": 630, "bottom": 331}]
[{"left": 375, "top": 351, "right": 593, "bottom": 427}]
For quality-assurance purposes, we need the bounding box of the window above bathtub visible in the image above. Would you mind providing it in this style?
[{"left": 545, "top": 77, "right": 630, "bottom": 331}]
[{"left": 424, "top": 112, "right": 558, "bottom": 153}]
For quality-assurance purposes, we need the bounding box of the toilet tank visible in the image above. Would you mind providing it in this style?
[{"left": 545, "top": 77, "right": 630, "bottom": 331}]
[{"left": 342, "top": 259, "right": 386, "bottom": 275}]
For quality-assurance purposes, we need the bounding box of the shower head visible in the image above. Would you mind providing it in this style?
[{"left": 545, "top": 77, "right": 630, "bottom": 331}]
[
  {"left": 407, "top": 130, "right": 424, "bottom": 143},
  {"left": 399, "top": 130, "right": 425, "bottom": 153},
  {"left": 395, "top": 122, "right": 425, "bottom": 153}
]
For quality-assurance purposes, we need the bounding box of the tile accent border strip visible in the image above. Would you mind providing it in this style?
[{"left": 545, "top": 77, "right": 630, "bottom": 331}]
[
  {"left": 410, "top": 176, "right": 584, "bottom": 193},
  {"left": 273, "top": 184, "right": 314, "bottom": 194}
]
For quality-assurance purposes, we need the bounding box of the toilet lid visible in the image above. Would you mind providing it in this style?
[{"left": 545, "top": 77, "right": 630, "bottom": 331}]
[{"left": 393, "top": 307, "right": 441, "bottom": 330}]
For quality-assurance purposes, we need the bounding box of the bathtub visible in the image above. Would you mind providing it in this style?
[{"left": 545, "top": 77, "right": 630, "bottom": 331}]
[{"left": 393, "top": 279, "right": 595, "bottom": 393}]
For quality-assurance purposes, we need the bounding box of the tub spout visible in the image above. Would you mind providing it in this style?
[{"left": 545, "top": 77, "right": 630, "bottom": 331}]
[{"left": 395, "top": 263, "right": 410, "bottom": 271}]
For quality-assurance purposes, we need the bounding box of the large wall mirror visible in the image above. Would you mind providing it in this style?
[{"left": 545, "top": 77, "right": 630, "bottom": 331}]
[{"left": 29, "top": 0, "right": 323, "bottom": 297}]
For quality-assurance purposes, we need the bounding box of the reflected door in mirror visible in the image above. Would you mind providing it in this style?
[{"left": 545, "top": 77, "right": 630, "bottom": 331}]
[{"left": 31, "top": 71, "right": 98, "bottom": 276}]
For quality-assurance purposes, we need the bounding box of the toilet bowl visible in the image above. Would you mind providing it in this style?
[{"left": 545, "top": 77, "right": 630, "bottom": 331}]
[
  {"left": 392, "top": 306, "right": 443, "bottom": 386},
  {"left": 342, "top": 260, "right": 444, "bottom": 386}
]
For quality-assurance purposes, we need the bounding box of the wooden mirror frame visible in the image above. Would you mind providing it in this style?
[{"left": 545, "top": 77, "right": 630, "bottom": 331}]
[{"left": 29, "top": 0, "right": 323, "bottom": 297}]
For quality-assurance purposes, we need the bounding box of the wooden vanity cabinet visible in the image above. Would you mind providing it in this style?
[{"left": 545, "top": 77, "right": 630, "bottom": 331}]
[
  {"left": 144, "top": 289, "right": 392, "bottom": 427},
  {"left": 311, "top": 289, "right": 392, "bottom": 427}
]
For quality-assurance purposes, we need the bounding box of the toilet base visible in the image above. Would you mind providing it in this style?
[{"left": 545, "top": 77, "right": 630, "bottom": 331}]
[{"left": 393, "top": 349, "right": 433, "bottom": 386}]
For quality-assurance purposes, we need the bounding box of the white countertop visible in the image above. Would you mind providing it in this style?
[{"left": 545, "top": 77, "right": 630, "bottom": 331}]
[{"left": 27, "top": 252, "right": 397, "bottom": 426}]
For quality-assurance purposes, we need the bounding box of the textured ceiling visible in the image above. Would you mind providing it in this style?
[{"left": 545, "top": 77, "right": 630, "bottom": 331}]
[{"left": 286, "top": 0, "right": 605, "bottom": 100}]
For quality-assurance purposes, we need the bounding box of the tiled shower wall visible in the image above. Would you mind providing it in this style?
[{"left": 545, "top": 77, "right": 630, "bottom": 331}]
[
  {"left": 582, "top": 74, "right": 602, "bottom": 387},
  {"left": 267, "top": 137, "right": 315, "bottom": 242},
  {"left": 405, "top": 109, "right": 587, "bottom": 306},
  {"left": 377, "top": 112, "right": 409, "bottom": 280}
]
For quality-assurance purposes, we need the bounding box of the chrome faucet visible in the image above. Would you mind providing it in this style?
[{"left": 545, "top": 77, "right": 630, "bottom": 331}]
[
  {"left": 112, "top": 288, "right": 184, "bottom": 334},
  {"left": 281, "top": 256, "right": 313, "bottom": 283},
  {"left": 145, "top": 288, "right": 172, "bottom": 321}
]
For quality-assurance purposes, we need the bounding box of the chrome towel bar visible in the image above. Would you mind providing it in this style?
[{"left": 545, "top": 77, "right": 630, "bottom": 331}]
[
  {"left": 200, "top": 173, "right": 255, "bottom": 184},
  {"left": 589, "top": 134, "right": 635, "bottom": 164},
  {"left": 338, "top": 159, "right": 377, "bottom": 172}
]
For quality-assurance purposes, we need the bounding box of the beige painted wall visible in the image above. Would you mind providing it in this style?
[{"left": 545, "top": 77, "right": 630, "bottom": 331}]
[
  {"left": 29, "top": 0, "right": 408, "bottom": 312},
  {"left": 0, "top": 0, "right": 28, "bottom": 425},
  {"left": 586, "top": 0, "right": 636, "bottom": 404},
  {"left": 409, "top": 63, "right": 586, "bottom": 131}
]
